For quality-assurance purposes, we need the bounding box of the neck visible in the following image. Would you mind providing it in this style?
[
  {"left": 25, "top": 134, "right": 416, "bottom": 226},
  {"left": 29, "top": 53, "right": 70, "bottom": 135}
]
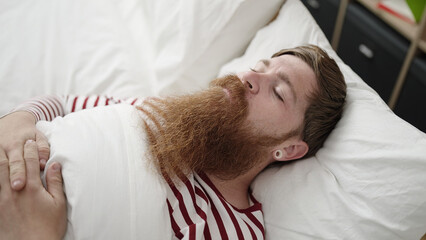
[{"left": 206, "top": 158, "right": 271, "bottom": 209}]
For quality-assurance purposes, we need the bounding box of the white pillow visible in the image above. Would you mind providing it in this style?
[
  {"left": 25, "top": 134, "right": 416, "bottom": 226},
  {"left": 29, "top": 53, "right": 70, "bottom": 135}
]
[
  {"left": 219, "top": 0, "right": 426, "bottom": 239},
  {"left": 149, "top": 0, "right": 286, "bottom": 95},
  {"left": 0, "top": 0, "right": 284, "bottom": 115},
  {"left": 0, "top": 0, "right": 157, "bottom": 115},
  {"left": 37, "top": 105, "right": 171, "bottom": 240}
]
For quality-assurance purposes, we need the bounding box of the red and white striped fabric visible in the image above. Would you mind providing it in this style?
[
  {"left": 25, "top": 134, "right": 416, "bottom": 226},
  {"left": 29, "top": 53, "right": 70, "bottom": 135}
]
[
  {"left": 9, "top": 94, "right": 265, "bottom": 239},
  {"left": 167, "top": 172, "right": 265, "bottom": 240},
  {"left": 10, "top": 95, "right": 144, "bottom": 121}
]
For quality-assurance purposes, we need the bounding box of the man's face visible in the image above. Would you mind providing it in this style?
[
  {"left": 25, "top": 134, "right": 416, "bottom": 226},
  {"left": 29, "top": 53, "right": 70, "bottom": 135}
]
[
  {"left": 237, "top": 54, "right": 317, "bottom": 143},
  {"left": 141, "top": 54, "right": 318, "bottom": 180}
]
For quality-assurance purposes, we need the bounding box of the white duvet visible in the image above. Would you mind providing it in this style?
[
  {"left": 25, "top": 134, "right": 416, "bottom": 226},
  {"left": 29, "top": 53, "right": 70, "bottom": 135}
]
[{"left": 38, "top": 105, "right": 172, "bottom": 240}]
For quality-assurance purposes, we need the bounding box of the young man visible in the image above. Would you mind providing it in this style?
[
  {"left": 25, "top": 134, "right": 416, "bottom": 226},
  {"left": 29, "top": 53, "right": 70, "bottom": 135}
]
[{"left": 0, "top": 45, "right": 346, "bottom": 239}]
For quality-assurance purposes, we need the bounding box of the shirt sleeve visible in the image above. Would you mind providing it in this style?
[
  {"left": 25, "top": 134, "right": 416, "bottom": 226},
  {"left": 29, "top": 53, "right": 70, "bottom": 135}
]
[{"left": 9, "top": 95, "right": 144, "bottom": 122}]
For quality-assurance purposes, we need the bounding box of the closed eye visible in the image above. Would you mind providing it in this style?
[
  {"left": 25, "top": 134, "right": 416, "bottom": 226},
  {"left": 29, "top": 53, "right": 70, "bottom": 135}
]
[
  {"left": 274, "top": 88, "right": 284, "bottom": 102},
  {"left": 249, "top": 67, "right": 258, "bottom": 72}
]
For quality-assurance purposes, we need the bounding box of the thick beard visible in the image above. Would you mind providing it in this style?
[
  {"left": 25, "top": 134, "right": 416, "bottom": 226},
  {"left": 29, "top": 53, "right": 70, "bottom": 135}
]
[{"left": 138, "top": 75, "right": 282, "bottom": 181}]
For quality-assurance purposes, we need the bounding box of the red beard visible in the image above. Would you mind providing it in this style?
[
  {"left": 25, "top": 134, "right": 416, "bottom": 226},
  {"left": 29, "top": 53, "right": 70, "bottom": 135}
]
[{"left": 138, "top": 75, "right": 282, "bottom": 181}]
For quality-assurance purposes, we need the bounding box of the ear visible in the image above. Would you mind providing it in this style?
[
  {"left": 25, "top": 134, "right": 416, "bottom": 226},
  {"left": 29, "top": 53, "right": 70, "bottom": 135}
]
[{"left": 272, "top": 140, "right": 309, "bottom": 161}]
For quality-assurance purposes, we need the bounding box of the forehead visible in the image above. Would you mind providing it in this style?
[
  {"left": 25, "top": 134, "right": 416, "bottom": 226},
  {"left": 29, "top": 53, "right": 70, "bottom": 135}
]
[
  {"left": 265, "top": 54, "right": 317, "bottom": 100},
  {"left": 265, "top": 54, "right": 312, "bottom": 74}
]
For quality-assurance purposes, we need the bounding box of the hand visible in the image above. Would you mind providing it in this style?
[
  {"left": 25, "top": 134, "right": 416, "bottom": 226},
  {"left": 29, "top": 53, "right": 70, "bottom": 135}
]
[
  {"left": 0, "top": 140, "right": 67, "bottom": 240},
  {"left": 0, "top": 111, "right": 50, "bottom": 191}
]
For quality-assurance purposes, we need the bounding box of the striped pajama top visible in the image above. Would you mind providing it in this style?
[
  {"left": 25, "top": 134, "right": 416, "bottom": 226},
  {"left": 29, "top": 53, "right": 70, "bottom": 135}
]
[{"left": 10, "top": 95, "right": 265, "bottom": 239}]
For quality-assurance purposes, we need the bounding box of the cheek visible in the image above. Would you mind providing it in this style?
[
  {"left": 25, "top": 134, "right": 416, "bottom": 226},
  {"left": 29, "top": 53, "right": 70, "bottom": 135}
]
[
  {"left": 246, "top": 98, "right": 303, "bottom": 136},
  {"left": 246, "top": 99, "right": 286, "bottom": 133}
]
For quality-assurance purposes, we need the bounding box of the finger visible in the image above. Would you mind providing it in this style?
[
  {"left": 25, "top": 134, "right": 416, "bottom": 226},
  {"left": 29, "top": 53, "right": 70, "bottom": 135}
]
[
  {"left": 0, "top": 149, "right": 10, "bottom": 191},
  {"left": 7, "top": 147, "right": 26, "bottom": 191},
  {"left": 36, "top": 130, "right": 50, "bottom": 170},
  {"left": 46, "top": 162, "right": 65, "bottom": 202},
  {"left": 23, "top": 140, "right": 41, "bottom": 184}
]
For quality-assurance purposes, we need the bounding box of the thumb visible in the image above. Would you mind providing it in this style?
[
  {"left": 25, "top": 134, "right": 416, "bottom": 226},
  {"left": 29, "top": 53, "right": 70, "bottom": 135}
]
[{"left": 46, "top": 162, "right": 65, "bottom": 201}]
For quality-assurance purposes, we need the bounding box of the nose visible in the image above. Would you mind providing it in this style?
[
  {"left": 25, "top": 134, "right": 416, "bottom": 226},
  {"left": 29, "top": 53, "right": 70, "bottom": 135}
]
[{"left": 238, "top": 71, "right": 259, "bottom": 94}]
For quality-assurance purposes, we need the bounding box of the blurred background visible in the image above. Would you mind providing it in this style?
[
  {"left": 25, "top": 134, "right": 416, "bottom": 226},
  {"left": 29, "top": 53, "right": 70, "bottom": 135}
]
[{"left": 301, "top": 0, "right": 426, "bottom": 133}]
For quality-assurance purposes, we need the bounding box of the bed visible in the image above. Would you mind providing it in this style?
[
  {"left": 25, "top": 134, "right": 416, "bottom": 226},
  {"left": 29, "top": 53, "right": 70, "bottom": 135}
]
[{"left": 1, "top": 0, "right": 426, "bottom": 239}]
